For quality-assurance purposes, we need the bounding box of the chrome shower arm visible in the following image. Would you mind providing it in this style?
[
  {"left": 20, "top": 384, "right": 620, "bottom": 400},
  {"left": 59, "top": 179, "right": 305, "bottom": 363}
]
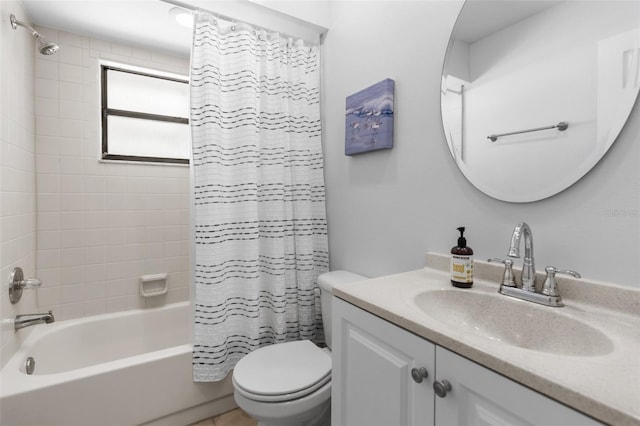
[
  {"left": 9, "top": 14, "right": 59, "bottom": 55},
  {"left": 10, "top": 14, "right": 41, "bottom": 37}
]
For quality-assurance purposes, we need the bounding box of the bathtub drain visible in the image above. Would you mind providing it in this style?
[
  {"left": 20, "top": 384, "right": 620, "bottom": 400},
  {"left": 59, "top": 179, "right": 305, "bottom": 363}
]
[{"left": 25, "top": 357, "right": 35, "bottom": 375}]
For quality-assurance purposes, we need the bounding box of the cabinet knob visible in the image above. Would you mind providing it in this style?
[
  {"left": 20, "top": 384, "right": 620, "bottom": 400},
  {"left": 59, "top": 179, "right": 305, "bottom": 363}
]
[
  {"left": 433, "top": 379, "right": 452, "bottom": 397},
  {"left": 410, "top": 367, "right": 429, "bottom": 383}
]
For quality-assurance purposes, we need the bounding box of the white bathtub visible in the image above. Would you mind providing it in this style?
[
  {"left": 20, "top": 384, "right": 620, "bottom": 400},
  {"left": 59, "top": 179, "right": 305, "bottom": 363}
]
[{"left": 0, "top": 302, "right": 235, "bottom": 426}]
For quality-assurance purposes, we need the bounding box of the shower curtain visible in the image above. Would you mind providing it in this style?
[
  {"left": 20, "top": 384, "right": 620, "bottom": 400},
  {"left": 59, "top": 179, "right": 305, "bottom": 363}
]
[{"left": 190, "top": 12, "right": 329, "bottom": 382}]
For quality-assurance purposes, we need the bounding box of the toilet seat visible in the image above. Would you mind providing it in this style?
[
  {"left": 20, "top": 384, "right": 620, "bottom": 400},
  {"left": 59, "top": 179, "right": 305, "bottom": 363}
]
[{"left": 233, "top": 340, "right": 331, "bottom": 403}]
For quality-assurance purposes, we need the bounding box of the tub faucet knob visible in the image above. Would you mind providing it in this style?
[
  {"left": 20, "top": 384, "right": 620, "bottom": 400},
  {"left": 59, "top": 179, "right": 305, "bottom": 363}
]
[{"left": 8, "top": 267, "right": 42, "bottom": 304}]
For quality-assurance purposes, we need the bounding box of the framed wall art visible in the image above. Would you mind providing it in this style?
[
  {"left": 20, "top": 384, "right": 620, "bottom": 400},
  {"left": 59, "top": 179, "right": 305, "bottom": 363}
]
[{"left": 345, "top": 78, "right": 395, "bottom": 156}]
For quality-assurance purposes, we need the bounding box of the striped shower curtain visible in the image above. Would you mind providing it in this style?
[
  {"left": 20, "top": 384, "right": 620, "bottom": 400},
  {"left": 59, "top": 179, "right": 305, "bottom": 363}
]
[{"left": 190, "top": 12, "right": 329, "bottom": 382}]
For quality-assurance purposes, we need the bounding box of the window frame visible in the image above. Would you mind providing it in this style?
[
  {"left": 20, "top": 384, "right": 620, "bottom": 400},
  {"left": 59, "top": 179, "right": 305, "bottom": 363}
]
[{"left": 100, "top": 64, "right": 190, "bottom": 164}]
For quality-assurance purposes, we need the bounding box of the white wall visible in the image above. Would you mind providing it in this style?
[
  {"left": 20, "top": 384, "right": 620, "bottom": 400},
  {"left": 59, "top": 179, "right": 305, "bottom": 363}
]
[
  {"left": 323, "top": 1, "right": 639, "bottom": 288},
  {"left": 32, "top": 26, "right": 191, "bottom": 322},
  {"left": 0, "top": 0, "right": 38, "bottom": 368}
]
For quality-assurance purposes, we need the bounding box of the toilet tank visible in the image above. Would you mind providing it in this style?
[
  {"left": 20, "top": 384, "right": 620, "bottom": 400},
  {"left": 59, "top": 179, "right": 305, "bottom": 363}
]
[{"left": 318, "top": 270, "right": 366, "bottom": 349}]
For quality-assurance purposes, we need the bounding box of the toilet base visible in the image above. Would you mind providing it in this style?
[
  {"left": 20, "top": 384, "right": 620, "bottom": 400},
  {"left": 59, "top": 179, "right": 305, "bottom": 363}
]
[
  {"left": 233, "top": 380, "right": 331, "bottom": 426},
  {"left": 255, "top": 403, "right": 329, "bottom": 426}
]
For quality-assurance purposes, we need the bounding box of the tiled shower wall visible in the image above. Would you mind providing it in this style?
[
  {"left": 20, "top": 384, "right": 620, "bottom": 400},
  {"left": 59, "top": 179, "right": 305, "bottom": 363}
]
[
  {"left": 33, "top": 26, "right": 191, "bottom": 321},
  {"left": 0, "top": 0, "right": 38, "bottom": 368}
]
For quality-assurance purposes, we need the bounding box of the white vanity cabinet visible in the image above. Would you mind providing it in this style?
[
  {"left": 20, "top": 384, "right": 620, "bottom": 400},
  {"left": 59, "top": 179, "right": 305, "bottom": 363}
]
[
  {"left": 434, "top": 345, "right": 602, "bottom": 425},
  {"left": 332, "top": 298, "right": 602, "bottom": 426},
  {"left": 332, "top": 298, "right": 436, "bottom": 426}
]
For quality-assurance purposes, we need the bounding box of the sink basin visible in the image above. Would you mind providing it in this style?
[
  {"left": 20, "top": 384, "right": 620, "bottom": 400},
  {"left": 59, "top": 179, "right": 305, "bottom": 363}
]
[{"left": 412, "top": 290, "right": 613, "bottom": 356}]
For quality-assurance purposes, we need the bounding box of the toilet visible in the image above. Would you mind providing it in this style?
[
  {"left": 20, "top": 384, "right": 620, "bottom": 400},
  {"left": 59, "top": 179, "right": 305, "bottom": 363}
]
[{"left": 232, "top": 270, "right": 365, "bottom": 426}]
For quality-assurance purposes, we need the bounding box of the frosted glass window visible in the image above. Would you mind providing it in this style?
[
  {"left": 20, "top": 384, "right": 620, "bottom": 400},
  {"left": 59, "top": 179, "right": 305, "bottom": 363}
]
[
  {"left": 108, "top": 116, "right": 191, "bottom": 159},
  {"left": 107, "top": 69, "right": 189, "bottom": 118},
  {"left": 101, "top": 64, "right": 190, "bottom": 164}
]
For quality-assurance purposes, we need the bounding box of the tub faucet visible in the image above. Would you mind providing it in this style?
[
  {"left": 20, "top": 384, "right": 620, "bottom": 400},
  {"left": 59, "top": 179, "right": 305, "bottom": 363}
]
[
  {"left": 507, "top": 222, "right": 536, "bottom": 292},
  {"left": 14, "top": 311, "right": 55, "bottom": 331}
]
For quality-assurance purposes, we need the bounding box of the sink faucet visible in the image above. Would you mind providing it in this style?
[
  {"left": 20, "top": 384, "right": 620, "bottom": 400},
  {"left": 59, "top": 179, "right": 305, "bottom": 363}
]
[
  {"left": 507, "top": 222, "right": 536, "bottom": 292},
  {"left": 14, "top": 311, "right": 55, "bottom": 331},
  {"left": 489, "top": 222, "right": 581, "bottom": 307}
]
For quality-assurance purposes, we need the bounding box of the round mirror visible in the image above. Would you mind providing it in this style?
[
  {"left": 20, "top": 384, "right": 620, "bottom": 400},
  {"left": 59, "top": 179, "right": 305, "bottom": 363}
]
[{"left": 441, "top": 0, "right": 640, "bottom": 202}]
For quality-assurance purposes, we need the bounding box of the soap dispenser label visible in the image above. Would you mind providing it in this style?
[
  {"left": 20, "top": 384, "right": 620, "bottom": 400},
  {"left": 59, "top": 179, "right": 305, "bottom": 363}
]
[{"left": 451, "top": 255, "right": 473, "bottom": 283}]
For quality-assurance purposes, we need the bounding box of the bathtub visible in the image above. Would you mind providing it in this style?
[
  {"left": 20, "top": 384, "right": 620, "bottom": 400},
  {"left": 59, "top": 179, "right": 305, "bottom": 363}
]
[{"left": 0, "top": 302, "right": 235, "bottom": 426}]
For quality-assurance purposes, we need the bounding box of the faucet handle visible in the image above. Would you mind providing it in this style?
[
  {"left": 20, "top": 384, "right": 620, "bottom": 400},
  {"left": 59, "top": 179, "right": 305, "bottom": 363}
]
[
  {"left": 488, "top": 258, "right": 516, "bottom": 288},
  {"left": 20, "top": 278, "right": 42, "bottom": 289},
  {"left": 8, "top": 267, "right": 42, "bottom": 304},
  {"left": 542, "top": 266, "right": 581, "bottom": 297}
]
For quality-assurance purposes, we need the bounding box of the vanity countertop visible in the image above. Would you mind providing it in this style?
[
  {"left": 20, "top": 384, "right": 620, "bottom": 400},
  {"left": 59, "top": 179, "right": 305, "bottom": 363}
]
[{"left": 332, "top": 253, "right": 640, "bottom": 426}]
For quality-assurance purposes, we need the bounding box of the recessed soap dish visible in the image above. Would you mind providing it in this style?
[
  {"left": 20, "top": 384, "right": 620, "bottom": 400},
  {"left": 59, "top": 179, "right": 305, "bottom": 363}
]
[{"left": 139, "top": 273, "right": 168, "bottom": 297}]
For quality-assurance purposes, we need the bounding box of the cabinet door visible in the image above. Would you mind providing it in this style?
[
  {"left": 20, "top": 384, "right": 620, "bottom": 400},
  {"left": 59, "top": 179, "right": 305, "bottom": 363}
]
[
  {"left": 434, "top": 346, "right": 602, "bottom": 426},
  {"left": 332, "top": 298, "right": 435, "bottom": 426}
]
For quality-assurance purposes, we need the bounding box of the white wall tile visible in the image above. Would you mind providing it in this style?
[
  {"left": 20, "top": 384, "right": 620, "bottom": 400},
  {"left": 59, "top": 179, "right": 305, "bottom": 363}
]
[
  {"left": 60, "top": 229, "right": 83, "bottom": 248},
  {"left": 59, "top": 63, "right": 84, "bottom": 83},
  {"left": 36, "top": 116, "right": 59, "bottom": 136},
  {"left": 37, "top": 173, "right": 60, "bottom": 193},
  {"left": 60, "top": 247, "right": 84, "bottom": 267},
  {"left": 89, "top": 38, "right": 111, "bottom": 52},
  {"left": 58, "top": 31, "right": 83, "bottom": 48},
  {"left": 59, "top": 156, "right": 82, "bottom": 174},
  {"left": 60, "top": 175, "right": 82, "bottom": 192},
  {"left": 105, "top": 296, "right": 126, "bottom": 313},
  {"left": 59, "top": 137, "right": 82, "bottom": 156},
  {"left": 36, "top": 135, "right": 59, "bottom": 156},
  {"left": 35, "top": 98, "right": 59, "bottom": 117},
  {"left": 37, "top": 249, "right": 60, "bottom": 269},
  {"left": 59, "top": 81, "right": 82, "bottom": 101},
  {"left": 37, "top": 286, "right": 61, "bottom": 307},
  {"left": 59, "top": 100, "right": 82, "bottom": 119},
  {"left": 84, "top": 281, "right": 106, "bottom": 300},
  {"left": 60, "top": 266, "right": 83, "bottom": 285},
  {"left": 60, "top": 211, "right": 83, "bottom": 230},
  {"left": 37, "top": 212, "right": 59, "bottom": 230},
  {"left": 56, "top": 302, "right": 84, "bottom": 321},
  {"left": 59, "top": 118, "right": 82, "bottom": 138},
  {"left": 38, "top": 231, "right": 60, "bottom": 250},
  {"left": 83, "top": 299, "right": 106, "bottom": 316},
  {"left": 60, "top": 193, "right": 83, "bottom": 211},
  {"left": 35, "top": 59, "right": 60, "bottom": 80},
  {"left": 82, "top": 175, "right": 105, "bottom": 192},
  {"left": 35, "top": 78, "right": 59, "bottom": 99},
  {"left": 16, "top": 26, "right": 192, "bottom": 349},
  {"left": 37, "top": 193, "right": 60, "bottom": 212},
  {"left": 36, "top": 155, "right": 60, "bottom": 174},
  {"left": 60, "top": 283, "right": 84, "bottom": 303},
  {"left": 58, "top": 45, "right": 83, "bottom": 65},
  {"left": 83, "top": 246, "right": 105, "bottom": 265}
]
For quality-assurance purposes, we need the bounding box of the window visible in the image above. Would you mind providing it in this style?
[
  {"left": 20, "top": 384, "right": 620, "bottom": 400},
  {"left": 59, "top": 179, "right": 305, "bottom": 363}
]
[{"left": 101, "top": 63, "right": 190, "bottom": 164}]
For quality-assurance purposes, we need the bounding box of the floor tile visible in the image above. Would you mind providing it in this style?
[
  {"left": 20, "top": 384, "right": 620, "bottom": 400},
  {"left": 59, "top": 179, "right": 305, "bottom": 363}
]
[
  {"left": 188, "top": 419, "right": 214, "bottom": 426},
  {"left": 213, "top": 408, "right": 257, "bottom": 426}
]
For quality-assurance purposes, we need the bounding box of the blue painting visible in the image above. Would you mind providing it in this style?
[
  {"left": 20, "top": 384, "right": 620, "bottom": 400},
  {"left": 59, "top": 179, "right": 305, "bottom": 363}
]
[{"left": 345, "top": 78, "right": 394, "bottom": 156}]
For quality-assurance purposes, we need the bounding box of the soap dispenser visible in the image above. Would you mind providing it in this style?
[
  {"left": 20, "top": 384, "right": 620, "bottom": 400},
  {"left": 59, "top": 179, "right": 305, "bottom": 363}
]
[{"left": 451, "top": 227, "right": 473, "bottom": 288}]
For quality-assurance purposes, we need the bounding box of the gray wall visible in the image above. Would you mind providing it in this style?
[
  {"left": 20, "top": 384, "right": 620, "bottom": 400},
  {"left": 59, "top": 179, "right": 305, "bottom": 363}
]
[{"left": 322, "top": 1, "right": 639, "bottom": 288}]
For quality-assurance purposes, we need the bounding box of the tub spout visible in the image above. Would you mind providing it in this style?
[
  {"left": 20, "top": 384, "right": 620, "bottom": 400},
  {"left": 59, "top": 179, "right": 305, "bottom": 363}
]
[{"left": 15, "top": 310, "right": 55, "bottom": 331}]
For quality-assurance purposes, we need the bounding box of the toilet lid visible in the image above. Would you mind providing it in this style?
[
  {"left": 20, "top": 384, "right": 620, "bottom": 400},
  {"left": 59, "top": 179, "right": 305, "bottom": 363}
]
[{"left": 233, "top": 340, "right": 331, "bottom": 402}]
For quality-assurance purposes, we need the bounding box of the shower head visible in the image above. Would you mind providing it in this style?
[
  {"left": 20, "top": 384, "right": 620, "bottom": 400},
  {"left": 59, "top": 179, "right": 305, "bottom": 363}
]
[
  {"left": 38, "top": 39, "right": 59, "bottom": 55},
  {"left": 9, "top": 14, "right": 59, "bottom": 55}
]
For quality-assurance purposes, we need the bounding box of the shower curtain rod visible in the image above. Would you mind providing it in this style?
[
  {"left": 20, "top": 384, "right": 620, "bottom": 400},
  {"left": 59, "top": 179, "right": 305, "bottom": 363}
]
[{"left": 159, "top": 0, "right": 327, "bottom": 43}]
